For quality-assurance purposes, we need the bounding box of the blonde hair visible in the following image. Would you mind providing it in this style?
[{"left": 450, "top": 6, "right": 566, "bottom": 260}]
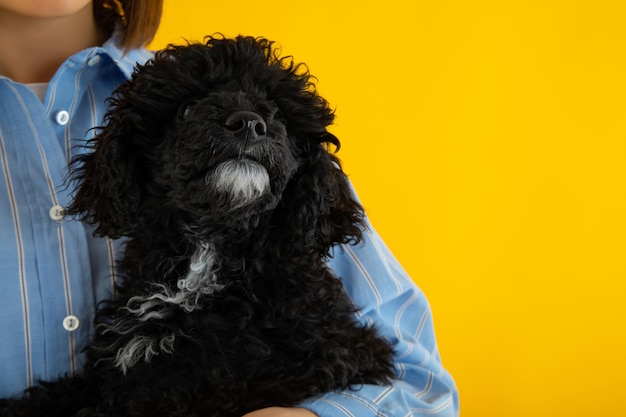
[{"left": 94, "top": 0, "right": 164, "bottom": 50}]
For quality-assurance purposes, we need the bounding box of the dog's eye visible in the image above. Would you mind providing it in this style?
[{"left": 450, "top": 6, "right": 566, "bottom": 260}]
[
  {"left": 274, "top": 110, "right": 287, "bottom": 126},
  {"left": 178, "top": 99, "right": 199, "bottom": 120}
]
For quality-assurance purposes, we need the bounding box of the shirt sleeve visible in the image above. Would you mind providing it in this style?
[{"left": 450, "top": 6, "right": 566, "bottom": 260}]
[{"left": 299, "top": 217, "right": 459, "bottom": 417}]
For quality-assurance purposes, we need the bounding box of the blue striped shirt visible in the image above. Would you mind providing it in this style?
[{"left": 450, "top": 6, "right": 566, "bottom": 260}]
[{"left": 0, "top": 35, "right": 458, "bottom": 416}]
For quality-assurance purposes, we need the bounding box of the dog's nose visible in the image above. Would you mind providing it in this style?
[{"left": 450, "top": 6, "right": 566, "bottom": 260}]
[{"left": 224, "top": 111, "right": 267, "bottom": 140}]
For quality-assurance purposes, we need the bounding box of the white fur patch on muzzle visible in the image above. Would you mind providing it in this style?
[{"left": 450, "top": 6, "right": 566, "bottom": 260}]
[{"left": 209, "top": 159, "right": 270, "bottom": 207}]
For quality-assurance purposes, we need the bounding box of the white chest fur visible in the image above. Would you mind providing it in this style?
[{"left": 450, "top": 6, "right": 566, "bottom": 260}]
[{"left": 103, "top": 243, "right": 223, "bottom": 373}]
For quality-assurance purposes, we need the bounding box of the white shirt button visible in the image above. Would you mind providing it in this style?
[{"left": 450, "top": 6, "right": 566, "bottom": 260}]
[
  {"left": 87, "top": 55, "right": 101, "bottom": 67},
  {"left": 49, "top": 204, "right": 65, "bottom": 221},
  {"left": 62, "top": 315, "right": 80, "bottom": 332},
  {"left": 55, "top": 110, "right": 70, "bottom": 125}
]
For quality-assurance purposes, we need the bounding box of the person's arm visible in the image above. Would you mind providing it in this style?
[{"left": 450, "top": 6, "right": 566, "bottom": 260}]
[
  {"left": 242, "top": 407, "right": 317, "bottom": 416},
  {"left": 242, "top": 218, "right": 459, "bottom": 417},
  {"left": 296, "top": 216, "right": 459, "bottom": 417}
]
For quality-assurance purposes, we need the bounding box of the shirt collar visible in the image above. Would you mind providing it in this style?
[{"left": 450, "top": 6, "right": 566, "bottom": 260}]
[{"left": 100, "top": 30, "right": 155, "bottom": 78}]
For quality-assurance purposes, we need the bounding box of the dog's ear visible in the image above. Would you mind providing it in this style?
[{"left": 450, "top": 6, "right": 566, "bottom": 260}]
[
  {"left": 277, "top": 132, "right": 366, "bottom": 254},
  {"left": 66, "top": 114, "right": 141, "bottom": 239}
]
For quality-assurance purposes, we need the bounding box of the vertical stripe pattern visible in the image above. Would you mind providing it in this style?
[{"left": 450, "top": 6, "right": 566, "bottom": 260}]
[
  {"left": 0, "top": 33, "right": 151, "bottom": 398},
  {"left": 0, "top": 127, "right": 33, "bottom": 388}
]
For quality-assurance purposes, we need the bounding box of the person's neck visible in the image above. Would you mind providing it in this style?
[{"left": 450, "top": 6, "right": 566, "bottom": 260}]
[{"left": 0, "top": 5, "right": 105, "bottom": 84}]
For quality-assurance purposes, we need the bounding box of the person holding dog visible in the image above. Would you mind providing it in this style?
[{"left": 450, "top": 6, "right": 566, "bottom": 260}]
[{"left": 0, "top": 1, "right": 459, "bottom": 416}]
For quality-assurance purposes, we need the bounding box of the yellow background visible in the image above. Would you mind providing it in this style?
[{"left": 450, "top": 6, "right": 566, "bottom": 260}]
[{"left": 150, "top": 1, "right": 626, "bottom": 416}]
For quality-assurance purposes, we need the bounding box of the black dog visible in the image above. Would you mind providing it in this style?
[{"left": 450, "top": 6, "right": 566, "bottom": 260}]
[{"left": 1, "top": 36, "right": 394, "bottom": 417}]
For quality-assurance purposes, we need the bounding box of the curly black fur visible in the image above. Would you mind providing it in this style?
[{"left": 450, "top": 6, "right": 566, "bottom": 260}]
[{"left": 0, "top": 35, "right": 395, "bottom": 417}]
